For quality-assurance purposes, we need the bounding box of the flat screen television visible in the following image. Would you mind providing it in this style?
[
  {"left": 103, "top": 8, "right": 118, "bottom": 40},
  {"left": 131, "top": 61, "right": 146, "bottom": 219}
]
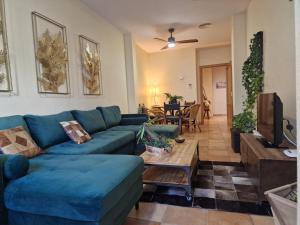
[{"left": 257, "top": 93, "right": 283, "bottom": 147}]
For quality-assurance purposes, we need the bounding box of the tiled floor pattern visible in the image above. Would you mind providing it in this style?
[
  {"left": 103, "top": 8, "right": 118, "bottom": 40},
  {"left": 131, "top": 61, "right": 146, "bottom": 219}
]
[
  {"left": 125, "top": 203, "right": 275, "bottom": 225},
  {"left": 141, "top": 161, "right": 271, "bottom": 216}
]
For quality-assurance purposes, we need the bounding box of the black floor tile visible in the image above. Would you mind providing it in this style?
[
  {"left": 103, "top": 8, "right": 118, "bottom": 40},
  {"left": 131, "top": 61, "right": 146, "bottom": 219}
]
[
  {"left": 197, "top": 169, "right": 213, "bottom": 176},
  {"left": 234, "top": 184, "right": 257, "bottom": 192},
  {"left": 237, "top": 192, "right": 259, "bottom": 202},
  {"left": 238, "top": 202, "right": 272, "bottom": 216},
  {"left": 216, "top": 200, "right": 241, "bottom": 212},
  {"left": 198, "top": 164, "right": 213, "bottom": 170},
  {"left": 194, "top": 175, "right": 214, "bottom": 189},
  {"left": 193, "top": 197, "right": 216, "bottom": 209}
]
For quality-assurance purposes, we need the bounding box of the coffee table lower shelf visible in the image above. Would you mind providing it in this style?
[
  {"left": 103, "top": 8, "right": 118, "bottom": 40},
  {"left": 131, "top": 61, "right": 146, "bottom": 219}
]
[{"left": 143, "top": 166, "right": 193, "bottom": 200}]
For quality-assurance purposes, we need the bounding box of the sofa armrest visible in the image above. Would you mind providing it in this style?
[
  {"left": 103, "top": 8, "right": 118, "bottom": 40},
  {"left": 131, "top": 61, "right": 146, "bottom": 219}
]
[{"left": 120, "top": 114, "right": 149, "bottom": 125}]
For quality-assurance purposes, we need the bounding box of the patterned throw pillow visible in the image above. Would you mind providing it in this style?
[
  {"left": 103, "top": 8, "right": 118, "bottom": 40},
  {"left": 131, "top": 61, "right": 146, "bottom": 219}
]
[
  {"left": 60, "top": 121, "right": 92, "bottom": 144},
  {"left": 0, "top": 126, "right": 42, "bottom": 157}
]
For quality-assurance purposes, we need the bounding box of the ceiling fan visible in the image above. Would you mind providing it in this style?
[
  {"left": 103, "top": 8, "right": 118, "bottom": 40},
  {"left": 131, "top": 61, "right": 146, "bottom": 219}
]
[{"left": 154, "top": 28, "right": 198, "bottom": 50}]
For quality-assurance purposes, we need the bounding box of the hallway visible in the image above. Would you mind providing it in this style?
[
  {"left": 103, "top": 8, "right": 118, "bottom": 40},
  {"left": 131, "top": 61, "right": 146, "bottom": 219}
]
[{"left": 184, "top": 116, "right": 241, "bottom": 163}]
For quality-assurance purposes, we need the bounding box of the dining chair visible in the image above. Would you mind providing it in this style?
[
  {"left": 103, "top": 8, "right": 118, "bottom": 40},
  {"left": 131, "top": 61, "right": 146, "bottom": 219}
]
[
  {"left": 182, "top": 104, "right": 201, "bottom": 132},
  {"left": 164, "top": 103, "right": 182, "bottom": 133},
  {"left": 145, "top": 106, "right": 165, "bottom": 124}
]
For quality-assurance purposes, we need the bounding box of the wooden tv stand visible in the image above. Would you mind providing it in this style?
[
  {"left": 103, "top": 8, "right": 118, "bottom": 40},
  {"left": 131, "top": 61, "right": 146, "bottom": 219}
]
[{"left": 240, "top": 134, "right": 297, "bottom": 202}]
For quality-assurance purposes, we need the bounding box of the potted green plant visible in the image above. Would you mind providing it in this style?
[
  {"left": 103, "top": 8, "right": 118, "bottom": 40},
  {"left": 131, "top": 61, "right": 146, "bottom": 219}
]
[
  {"left": 164, "top": 93, "right": 183, "bottom": 104},
  {"left": 231, "top": 111, "right": 256, "bottom": 152},
  {"left": 137, "top": 121, "right": 173, "bottom": 155},
  {"left": 231, "top": 31, "right": 264, "bottom": 153}
]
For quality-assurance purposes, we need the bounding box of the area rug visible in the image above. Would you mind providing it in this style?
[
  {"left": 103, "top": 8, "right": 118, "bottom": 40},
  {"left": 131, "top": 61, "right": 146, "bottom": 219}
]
[{"left": 141, "top": 161, "right": 272, "bottom": 216}]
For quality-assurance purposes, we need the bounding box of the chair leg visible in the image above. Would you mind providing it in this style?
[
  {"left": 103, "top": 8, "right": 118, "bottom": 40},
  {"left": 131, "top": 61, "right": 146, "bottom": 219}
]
[{"left": 198, "top": 123, "right": 202, "bottom": 132}]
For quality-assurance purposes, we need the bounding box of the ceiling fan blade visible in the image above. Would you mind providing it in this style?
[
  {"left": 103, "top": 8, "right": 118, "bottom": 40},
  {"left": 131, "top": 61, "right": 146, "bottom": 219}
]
[
  {"left": 176, "top": 39, "right": 198, "bottom": 44},
  {"left": 160, "top": 45, "right": 169, "bottom": 50},
  {"left": 154, "top": 38, "right": 167, "bottom": 42}
]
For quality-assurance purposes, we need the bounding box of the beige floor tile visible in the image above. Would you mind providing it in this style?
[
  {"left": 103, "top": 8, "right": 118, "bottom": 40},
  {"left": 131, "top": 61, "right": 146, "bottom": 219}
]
[
  {"left": 128, "top": 203, "right": 167, "bottom": 222},
  {"left": 208, "top": 210, "right": 253, "bottom": 225},
  {"left": 250, "top": 215, "right": 275, "bottom": 225},
  {"left": 161, "top": 205, "right": 208, "bottom": 225}
]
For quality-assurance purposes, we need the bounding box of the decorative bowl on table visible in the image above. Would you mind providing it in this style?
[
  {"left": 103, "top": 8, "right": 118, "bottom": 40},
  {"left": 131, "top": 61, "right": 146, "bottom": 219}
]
[{"left": 175, "top": 136, "right": 185, "bottom": 143}]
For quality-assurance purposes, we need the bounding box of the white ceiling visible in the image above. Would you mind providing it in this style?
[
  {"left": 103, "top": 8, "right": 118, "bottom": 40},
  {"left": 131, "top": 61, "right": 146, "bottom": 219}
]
[{"left": 81, "top": 0, "right": 250, "bottom": 53}]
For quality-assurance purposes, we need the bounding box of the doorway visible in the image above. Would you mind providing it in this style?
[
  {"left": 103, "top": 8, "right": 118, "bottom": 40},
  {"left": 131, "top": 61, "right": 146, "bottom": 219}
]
[{"left": 198, "top": 63, "right": 233, "bottom": 124}]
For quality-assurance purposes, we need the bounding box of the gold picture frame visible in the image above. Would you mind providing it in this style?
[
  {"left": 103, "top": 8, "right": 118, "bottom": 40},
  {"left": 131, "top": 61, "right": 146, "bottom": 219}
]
[
  {"left": 0, "top": 0, "right": 12, "bottom": 92},
  {"left": 32, "top": 12, "right": 70, "bottom": 95},
  {"left": 79, "top": 35, "right": 102, "bottom": 96}
]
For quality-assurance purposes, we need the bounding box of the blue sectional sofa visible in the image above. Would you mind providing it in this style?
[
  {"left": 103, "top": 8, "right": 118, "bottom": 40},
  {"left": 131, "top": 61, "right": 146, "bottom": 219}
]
[{"left": 0, "top": 106, "right": 179, "bottom": 225}]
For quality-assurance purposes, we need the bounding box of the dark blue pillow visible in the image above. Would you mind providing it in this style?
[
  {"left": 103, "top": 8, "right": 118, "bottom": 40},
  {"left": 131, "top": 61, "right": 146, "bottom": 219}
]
[
  {"left": 97, "top": 106, "right": 122, "bottom": 128},
  {"left": 24, "top": 111, "right": 74, "bottom": 149},
  {"left": 0, "top": 115, "right": 29, "bottom": 132},
  {"left": 71, "top": 109, "right": 106, "bottom": 134}
]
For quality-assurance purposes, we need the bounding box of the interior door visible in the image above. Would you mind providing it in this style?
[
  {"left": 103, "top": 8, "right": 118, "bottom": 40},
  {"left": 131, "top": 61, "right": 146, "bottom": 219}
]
[{"left": 226, "top": 65, "right": 233, "bottom": 125}]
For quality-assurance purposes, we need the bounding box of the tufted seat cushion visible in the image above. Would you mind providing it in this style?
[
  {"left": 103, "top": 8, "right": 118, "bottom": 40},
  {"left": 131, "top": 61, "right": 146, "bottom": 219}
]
[
  {"left": 45, "top": 130, "right": 135, "bottom": 155},
  {"left": 4, "top": 154, "right": 144, "bottom": 222}
]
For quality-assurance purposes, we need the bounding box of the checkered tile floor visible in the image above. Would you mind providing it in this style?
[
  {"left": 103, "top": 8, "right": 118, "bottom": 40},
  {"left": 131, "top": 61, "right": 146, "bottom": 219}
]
[{"left": 141, "top": 161, "right": 272, "bottom": 216}]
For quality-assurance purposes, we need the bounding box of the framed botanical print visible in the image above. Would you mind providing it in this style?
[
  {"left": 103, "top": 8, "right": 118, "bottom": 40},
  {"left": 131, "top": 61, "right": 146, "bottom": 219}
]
[
  {"left": 32, "top": 12, "right": 70, "bottom": 95},
  {"left": 0, "top": 0, "right": 12, "bottom": 92},
  {"left": 79, "top": 35, "right": 102, "bottom": 96}
]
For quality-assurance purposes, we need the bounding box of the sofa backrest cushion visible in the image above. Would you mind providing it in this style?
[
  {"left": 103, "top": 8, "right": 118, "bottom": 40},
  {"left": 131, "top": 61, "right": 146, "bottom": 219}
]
[
  {"left": 71, "top": 109, "right": 106, "bottom": 134},
  {"left": 0, "top": 115, "right": 29, "bottom": 132},
  {"left": 97, "top": 106, "right": 122, "bottom": 128},
  {"left": 24, "top": 111, "right": 74, "bottom": 149}
]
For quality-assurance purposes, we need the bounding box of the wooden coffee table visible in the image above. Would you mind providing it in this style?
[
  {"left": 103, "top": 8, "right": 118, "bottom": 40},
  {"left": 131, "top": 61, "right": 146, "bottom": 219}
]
[{"left": 141, "top": 140, "right": 199, "bottom": 200}]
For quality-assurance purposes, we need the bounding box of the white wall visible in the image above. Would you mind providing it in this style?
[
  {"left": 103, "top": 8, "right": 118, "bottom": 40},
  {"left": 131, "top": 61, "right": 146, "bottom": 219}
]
[
  {"left": 212, "top": 66, "right": 227, "bottom": 115},
  {"left": 295, "top": 0, "right": 300, "bottom": 222},
  {"left": 0, "top": 0, "right": 128, "bottom": 116},
  {"left": 231, "top": 12, "right": 247, "bottom": 115},
  {"left": 134, "top": 44, "right": 149, "bottom": 106},
  {"left": 247, "top": 0, "right": 296, "bottom": 120},
  {"left": 147, "top": 48, "right": 197, "bottom": 106},
  {"left": 197, "top": 46, "right": 231, "bottom": 67}
]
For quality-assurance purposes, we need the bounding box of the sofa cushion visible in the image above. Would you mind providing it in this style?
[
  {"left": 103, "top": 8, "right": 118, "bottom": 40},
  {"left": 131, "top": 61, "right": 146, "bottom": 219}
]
[
  {"left": 24, "top": 112, "right": 74, "bottom": 149},
  {"left": 108, "top": 124, "right": 179, "bottom": 138},
  {"left": 60, "top": 121, "right": 92, "bottom": 144},
  {"left": 4, "top": 154, "right": 144, "bottom": 222},
  {"left": 71, "top": 109, "right": 106, "bottom": 134},
  {"left": 97, "top": 106, "right": 121, "bottom": 128},
  {"left": 1, "top": 154, "right": 29, "bottom": 180},
  {"left": 0, "top": 115, "right": 29, "bottom": 132},
  {"left": 0, "top": 126, "right": 42, "bottom": 157},
  {"left": 45, "top": 130, "right": 135, "bottom": 155}
]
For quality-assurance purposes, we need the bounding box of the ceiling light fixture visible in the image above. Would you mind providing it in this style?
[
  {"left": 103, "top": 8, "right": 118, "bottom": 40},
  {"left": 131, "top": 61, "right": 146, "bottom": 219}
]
[{"left": 168, "top": 42, "right": 176, "bottom": 48}]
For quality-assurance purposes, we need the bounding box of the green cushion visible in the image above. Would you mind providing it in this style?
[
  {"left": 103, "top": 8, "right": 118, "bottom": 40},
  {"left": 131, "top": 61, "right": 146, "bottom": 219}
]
[
  {"left": 71, "top": 110, "right": 106, "bottom": 134},
  {"left": 0, "top": 115, "right": 29, "bottom": 132},
  {"left": 45, "top": 130, "right": 135, "bottom": 155},
  {"left": 4, "top": 154, "right": 144, "bottom": 222},
  {"left": 108, "top": 124, "right": 179, "bottom": 138},
  {"left": 1, "top": 155, "right": 29, "bottom": 180},
  {"left": 97, "top": 106, "right": 121, "bottom": 128},
  {"left": 24, "top": 112, "right": 74, "bottom": 149}
]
